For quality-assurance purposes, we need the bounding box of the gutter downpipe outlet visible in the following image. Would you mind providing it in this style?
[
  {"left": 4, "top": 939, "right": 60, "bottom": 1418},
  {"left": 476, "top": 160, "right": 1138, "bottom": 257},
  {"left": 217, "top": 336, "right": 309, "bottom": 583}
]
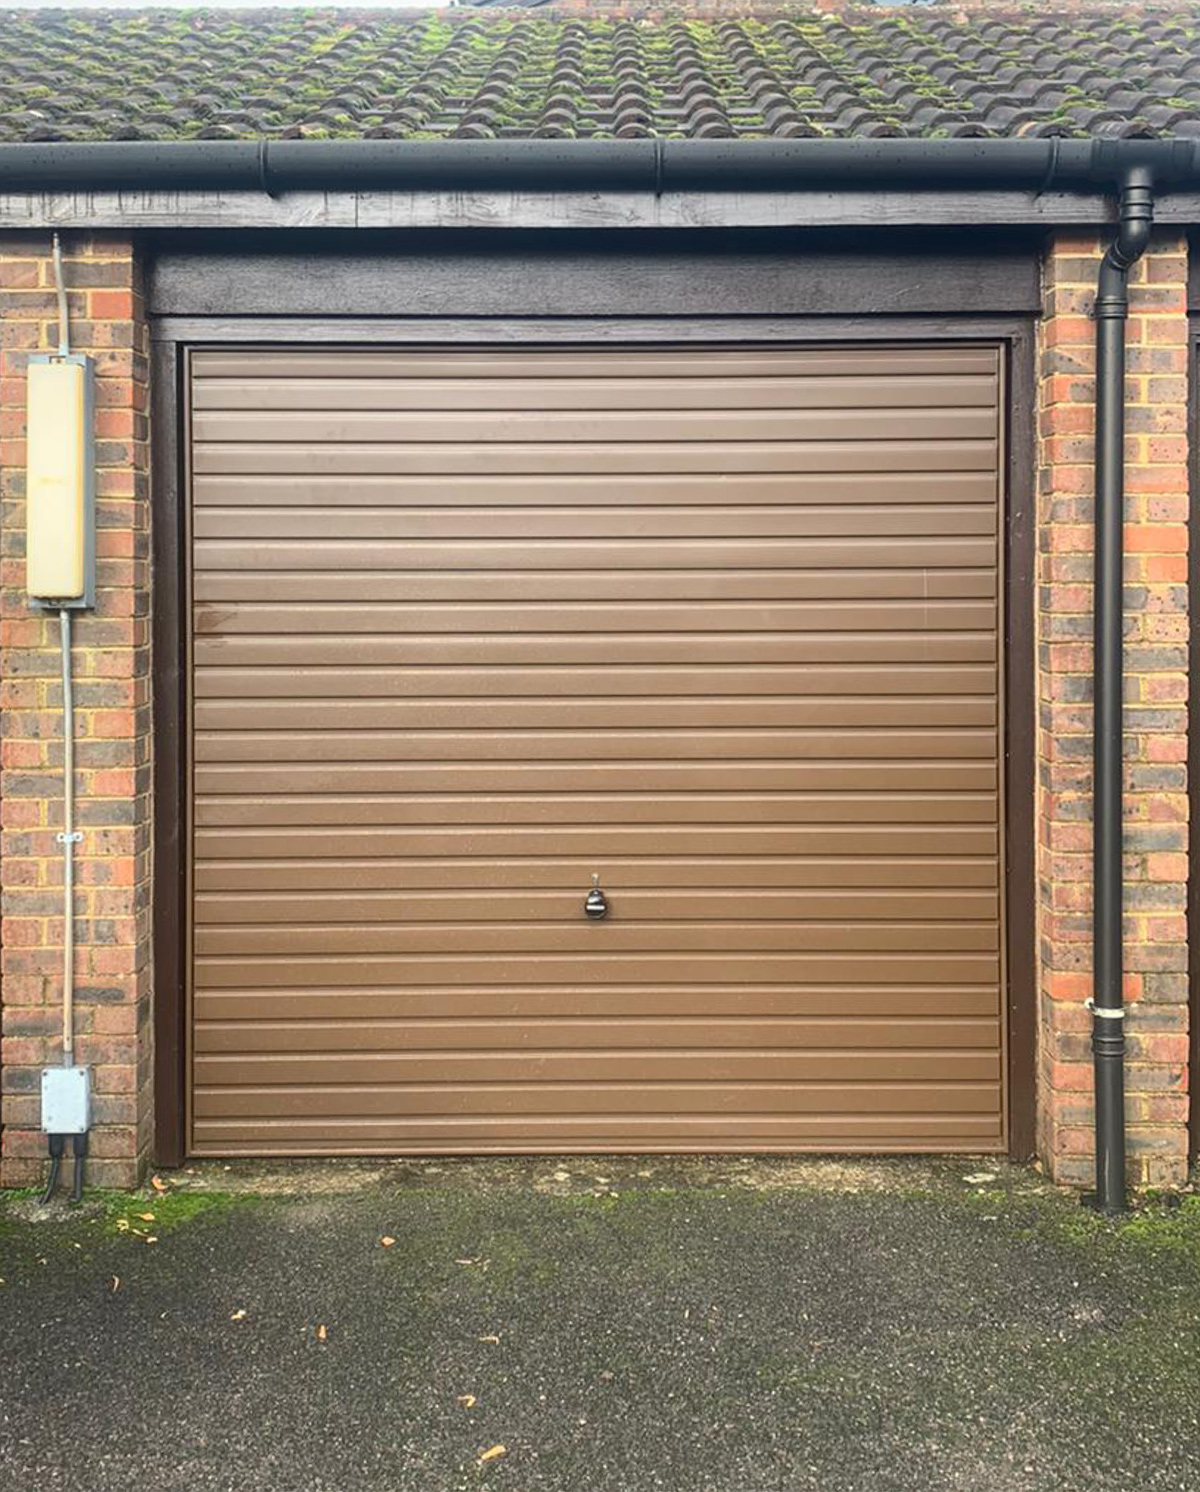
[{"left": 1090, "top": 166, "right": 1154, "bottom": 1213}]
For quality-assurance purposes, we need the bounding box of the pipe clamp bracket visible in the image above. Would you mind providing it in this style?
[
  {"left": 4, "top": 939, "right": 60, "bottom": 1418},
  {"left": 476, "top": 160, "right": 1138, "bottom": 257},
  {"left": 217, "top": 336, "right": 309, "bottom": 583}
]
[
  {"left": 1085, "top": 998, "right": 1126, "bottom": 1020},
  {"left": 55, "top": 831, "right": 82, "bottom": 845}
]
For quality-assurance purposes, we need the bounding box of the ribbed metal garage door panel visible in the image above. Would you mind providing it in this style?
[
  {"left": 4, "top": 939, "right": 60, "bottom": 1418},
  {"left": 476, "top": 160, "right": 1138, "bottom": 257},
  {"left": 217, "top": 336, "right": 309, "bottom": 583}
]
[{"left": 188, "top": 344, "right": 1004, "bottom": 1155}]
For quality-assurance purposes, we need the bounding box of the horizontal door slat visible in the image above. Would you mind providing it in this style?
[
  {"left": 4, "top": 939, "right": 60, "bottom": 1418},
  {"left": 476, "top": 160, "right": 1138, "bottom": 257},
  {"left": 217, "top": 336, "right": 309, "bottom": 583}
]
[
  {"left": 194, "top": 824, "right": 1000, "bottom": 858},
  {"left": 194, "top": 503, "right": 996, "bottom": 542},
  {"left": 193, "top": 1080, "right": 1003, "bottom": 1119},
  {"left": 193, "top": 439, "right": 999, "bottom": 477},
  {"left": 194, "top": 602, "right": 997, "bottom": 638},
  {"left": 194, "top": 407, "right": 997, "bottom": 445},
  {"left": 194, "top": 1014, "right": 1001, "bottom": 1052},
  {"left": 195, "top": 1051, "right": 1001, "bottom": 1086},
  {"left": 194, "top": 374, "right": 997, "bottom": 413},
  {"left": 193, "top": 791, "right": 999, "bottom": 828},
  {"left": 194, "top": 664, "right": 998, "bottom": 699},
  {"left": 195, "top": 567, "right": 997, "bottom": 604},
  {"left": 193, "top": 637, "right": 997, "bottom": 670},
  {"left": 195, "top": 951, "right": 1001, "bottom": 989},
  {"left": 195, "top": 988, "right": 1002, "bottom": 1020},
  {"left": 194, "top": 472, "right": 998, "bottom": 508},
  {"left": 196, "top": 698, "right": 996, "bottom": 732},
  {"left": 196, "top": 919, "right": 999, "bottom": 957},
  {"left": 194, "top": 722, "right": 998, "bottom": 764},
  {"left": 192, "top": 349, "right": 1000, "bottom": 380},
  {"left": 193, "top": 855, "right": 1000, "bottom": 893},
  {"left": 195, "top": 887, "right": 999, "bottom": 925},
  {"left": 195, "top": 762, "right": 996, "bottom": 796},
  {"left": 194, "top": 536, "right": 996, "bottom": 573}
]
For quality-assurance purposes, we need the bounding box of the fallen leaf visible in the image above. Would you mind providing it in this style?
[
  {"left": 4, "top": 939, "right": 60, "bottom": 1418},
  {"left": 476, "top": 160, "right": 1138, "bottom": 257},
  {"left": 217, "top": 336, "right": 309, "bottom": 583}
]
[
  {"left": 138, "top": 1212, "right": 155, "bottom": 1223},
  {"left": 143, "top": 1237, "right": 158, "bottom": 1246},
  {"left": 457, "top": 1394, "right": 477, "bottom": 1409},
  {"left": 963, "top": 1172, "right": 998, "bottom": 1185},
  {"left": 380, "top": 1236, "right": 396, "bottom": 1248},
  {"left": 150, "top": 1176, "right": 167, "bottom": 1193},
  {"left": 478, "top": 1445, "right": 507, "bottom": 1466},
  {"left": 231, "top": 1309, "right": 247, "bottom": 1321},
  {"left": 115, "top": 1219, "right": 130, "bottom": 1232},
  {"left": 478, "top": 1334, "right": 501, "bottom": 1345},
  {"left": 316, "top": 1324, "right": 327, "bottom": 1342},
  {"left": 110, "top": 1276, "right": 120, "bottom": 1293},
  {"left": 552, "top": 1170, "right": 570, "bottom": 1182}
]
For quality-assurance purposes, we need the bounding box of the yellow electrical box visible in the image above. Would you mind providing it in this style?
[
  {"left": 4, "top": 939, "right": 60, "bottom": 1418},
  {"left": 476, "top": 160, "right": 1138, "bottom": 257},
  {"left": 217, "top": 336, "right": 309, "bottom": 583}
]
[{"left": 26, "top": 355, "right": 94, "bottom": 608}]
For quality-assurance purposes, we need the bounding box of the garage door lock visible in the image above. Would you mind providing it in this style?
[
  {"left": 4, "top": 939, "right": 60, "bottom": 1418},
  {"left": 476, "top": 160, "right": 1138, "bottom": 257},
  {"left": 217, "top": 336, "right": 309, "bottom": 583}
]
[{"left": 584, "top": 875, "right": 609, "bottom": 920}]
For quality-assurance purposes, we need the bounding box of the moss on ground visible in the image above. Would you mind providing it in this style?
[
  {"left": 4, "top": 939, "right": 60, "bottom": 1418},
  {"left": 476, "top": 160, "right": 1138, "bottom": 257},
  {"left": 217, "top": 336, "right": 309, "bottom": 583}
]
[{"left": 0, "top": 1183, "right": 253, "bottom": 1252}]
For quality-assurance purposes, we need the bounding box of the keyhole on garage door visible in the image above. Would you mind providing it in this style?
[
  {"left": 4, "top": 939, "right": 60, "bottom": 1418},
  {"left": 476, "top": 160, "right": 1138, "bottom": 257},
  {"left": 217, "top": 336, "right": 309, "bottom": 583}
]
[{"left": 584, "top": 873, "right": 609, "bottom": 920}]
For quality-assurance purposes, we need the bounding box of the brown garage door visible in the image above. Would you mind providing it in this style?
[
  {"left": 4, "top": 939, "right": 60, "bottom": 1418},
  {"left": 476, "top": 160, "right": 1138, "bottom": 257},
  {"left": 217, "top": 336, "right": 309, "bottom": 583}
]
[{"left": 188, "top": 344, "right": 1006, "bottom": 1155}]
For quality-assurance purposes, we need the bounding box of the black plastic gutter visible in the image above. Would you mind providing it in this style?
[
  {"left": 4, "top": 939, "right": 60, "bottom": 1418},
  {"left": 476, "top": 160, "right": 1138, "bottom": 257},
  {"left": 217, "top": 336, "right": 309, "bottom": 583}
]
[
  {"left": 0, "top": 136, "right": 1198, "bottom": 194},
  {"left": 1090, "top": 169, "right": 1155, "bottom": 1214}
]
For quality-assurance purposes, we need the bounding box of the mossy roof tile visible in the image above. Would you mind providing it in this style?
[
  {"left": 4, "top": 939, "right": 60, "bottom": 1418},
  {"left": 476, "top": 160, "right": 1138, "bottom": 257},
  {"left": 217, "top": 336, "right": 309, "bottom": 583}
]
[{"left": 1, "top": 4, "right": 1199, "bottom": 142}]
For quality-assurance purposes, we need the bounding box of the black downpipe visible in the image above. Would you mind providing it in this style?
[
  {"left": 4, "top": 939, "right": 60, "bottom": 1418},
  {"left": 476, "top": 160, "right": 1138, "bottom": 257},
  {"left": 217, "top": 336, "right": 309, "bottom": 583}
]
[{"left": 1091, "top": 168, "right": 1154, "bottom": 1213}]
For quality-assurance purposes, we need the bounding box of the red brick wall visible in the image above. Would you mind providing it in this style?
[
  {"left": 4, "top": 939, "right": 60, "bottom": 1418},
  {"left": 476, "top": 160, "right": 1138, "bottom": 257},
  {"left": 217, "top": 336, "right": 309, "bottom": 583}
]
[
  {"left": 0, "top": 233, "right": 152, "bottom": 1188},
  {"left": 1037, "top": 230, "right": 1190, "bottom": 1187}
]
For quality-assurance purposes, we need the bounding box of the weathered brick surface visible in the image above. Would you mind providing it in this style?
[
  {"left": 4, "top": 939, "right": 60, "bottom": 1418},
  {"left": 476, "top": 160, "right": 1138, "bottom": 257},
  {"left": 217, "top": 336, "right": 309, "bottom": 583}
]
[
  {"left": 1037, "top": 230, "right": 1190, "bottom": 1188},
  {"left": 0, "top": 233, "right": 151, "bottom": 1188}
]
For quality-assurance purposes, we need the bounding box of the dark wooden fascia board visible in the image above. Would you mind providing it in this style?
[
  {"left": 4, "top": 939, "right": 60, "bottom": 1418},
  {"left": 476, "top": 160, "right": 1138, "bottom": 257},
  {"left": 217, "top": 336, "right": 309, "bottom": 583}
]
[
  {"left": 147, "top": 241, "right": 1041, "bottom": 319},
  {"left": 5, "top": 187, "right": 1200, "bottom": 233}
]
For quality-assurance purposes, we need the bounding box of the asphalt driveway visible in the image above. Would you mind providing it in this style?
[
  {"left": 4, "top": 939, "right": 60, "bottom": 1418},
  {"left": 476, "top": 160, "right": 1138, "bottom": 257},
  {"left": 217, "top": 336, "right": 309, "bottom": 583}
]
[{"left": 2, "top": 1156, "right": 1199, "bottom": 1492}]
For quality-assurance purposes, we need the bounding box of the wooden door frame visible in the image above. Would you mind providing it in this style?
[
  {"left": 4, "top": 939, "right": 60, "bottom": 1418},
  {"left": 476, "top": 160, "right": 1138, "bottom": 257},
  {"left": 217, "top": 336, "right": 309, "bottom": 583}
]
[{"left": 151, "top": 313, "right": 1037, "bottom": 1166}]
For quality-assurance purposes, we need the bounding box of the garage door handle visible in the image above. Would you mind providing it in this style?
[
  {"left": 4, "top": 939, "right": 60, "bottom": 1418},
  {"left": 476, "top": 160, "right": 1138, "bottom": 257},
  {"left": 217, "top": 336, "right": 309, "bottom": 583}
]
[{"left": 584, "top": 874, "right": 609, "bottom": 920}]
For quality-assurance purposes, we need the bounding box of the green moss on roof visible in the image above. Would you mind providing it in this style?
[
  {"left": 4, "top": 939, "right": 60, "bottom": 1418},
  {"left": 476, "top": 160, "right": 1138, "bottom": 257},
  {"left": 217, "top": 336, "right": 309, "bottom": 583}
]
[{"left": 1, "top": 5, "right": 1198, "bottom": 142}]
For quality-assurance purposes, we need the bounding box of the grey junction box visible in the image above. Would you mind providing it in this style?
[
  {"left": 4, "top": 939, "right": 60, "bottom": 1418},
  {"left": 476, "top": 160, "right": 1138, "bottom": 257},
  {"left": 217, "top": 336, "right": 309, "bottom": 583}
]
[{"left": 41, "top": 1066, "right": 91, "bottom": 1135}]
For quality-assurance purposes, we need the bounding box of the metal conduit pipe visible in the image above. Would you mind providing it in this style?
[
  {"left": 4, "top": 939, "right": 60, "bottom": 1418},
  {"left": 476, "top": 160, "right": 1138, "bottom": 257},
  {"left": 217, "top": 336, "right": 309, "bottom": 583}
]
[{"left": 1090, "top": 168, "right": 1155, "bottom": 1214}]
